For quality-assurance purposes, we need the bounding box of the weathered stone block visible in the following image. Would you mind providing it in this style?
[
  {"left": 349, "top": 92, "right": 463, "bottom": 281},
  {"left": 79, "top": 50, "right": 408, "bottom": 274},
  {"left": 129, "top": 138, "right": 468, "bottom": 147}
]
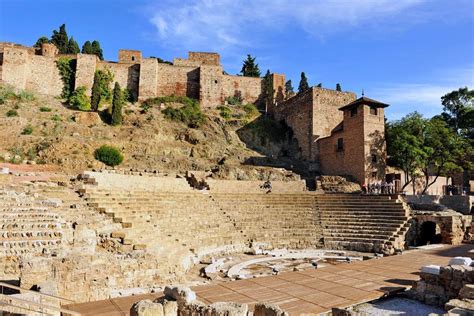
[
  {"left": 254, "top": 303, "right": 289, "bottom": 316},
  {"left": 130, "top": 299, "right": 164, "bottom": 316},
  {"left": 459, "top": 284, "right": 474, "bottom": 300},
  {"left": 164, "top": 285, "right": 196, "bottom": 304}
]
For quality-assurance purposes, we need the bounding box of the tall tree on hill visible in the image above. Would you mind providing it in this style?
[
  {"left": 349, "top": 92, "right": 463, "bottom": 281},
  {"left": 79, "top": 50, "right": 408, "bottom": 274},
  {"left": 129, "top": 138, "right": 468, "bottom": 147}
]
[
  {"left": 91, "top": 40, "right": 104, "bottom": 60},
  {"left": 82, "top": 41, "right": 93, "bottom": 54},
  {"left": 34, "top": 36, "right": 50, "bottom": 48},
  {"left": 67, "top": 37, "right": 80, "bottom": 54},
  {"left": 336, "top": 83, "right": 342, "bottom": 91},
  {"left": 51, "top": 24, "right": 69, "bottom": 54},
  {"left": 316, "top": 83, "right": 322, "bottom": 88},
  {"left": 262, "top": 70, "right": 274, "bottom": 113},
  {"left": 285, "top": 80, "right": 294, "bottom": 95},
  {"left": 90, "top": 72, "right": 101, "bottom": 112},
  {"left": 298, "top": 72, "right": 309, "bottom": 93},
  {"left": 240, "top": 55, "right": 261, "bottom": 77},
  {"left": 111, "top": 82, "right": 123, "bottom": 125}
]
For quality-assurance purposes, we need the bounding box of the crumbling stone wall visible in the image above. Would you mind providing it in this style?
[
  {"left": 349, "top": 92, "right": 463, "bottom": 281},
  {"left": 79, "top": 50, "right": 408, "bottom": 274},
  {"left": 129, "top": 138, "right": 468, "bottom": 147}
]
[
  {"left": 157, "top": 64, "right": 200, "bottom": 99},
  {"left": 222, "top": 74, "right": 262, "bottom": 105}
]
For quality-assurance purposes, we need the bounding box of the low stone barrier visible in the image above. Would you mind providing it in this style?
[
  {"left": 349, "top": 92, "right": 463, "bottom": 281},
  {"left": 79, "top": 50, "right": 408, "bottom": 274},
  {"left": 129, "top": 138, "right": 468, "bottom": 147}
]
[{"left": 130, "top": 286, "right": 288, "bottom": 316}]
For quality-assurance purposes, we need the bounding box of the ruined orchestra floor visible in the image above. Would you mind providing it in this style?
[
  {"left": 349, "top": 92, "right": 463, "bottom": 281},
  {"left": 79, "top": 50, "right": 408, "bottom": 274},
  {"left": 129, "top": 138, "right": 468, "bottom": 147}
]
[{"left": 65, "top": 243, "right": 474, "bottom": 316}]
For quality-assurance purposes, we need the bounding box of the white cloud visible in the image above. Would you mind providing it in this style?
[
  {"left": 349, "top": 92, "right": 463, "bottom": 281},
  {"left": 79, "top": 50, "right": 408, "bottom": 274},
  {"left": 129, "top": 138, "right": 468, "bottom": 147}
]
[
  {"left": 371, "top": 66, "right": 474, "bottom": 119},
  {"left": 144, "top": 0, "right": 426, "bottom": 51}
]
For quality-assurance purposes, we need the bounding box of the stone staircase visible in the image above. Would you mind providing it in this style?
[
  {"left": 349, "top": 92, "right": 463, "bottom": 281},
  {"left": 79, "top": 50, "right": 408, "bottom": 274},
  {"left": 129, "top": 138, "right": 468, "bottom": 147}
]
[
  {"left": 79, "top": 171, "right": 411, "bottom": 259},
  {"left": 318, "top": 195, "right": 410, "bottom": 254}
]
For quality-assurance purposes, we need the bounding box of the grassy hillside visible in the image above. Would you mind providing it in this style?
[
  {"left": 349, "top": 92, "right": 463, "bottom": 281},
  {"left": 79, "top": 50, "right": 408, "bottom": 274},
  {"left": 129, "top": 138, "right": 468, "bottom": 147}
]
[{"left": 0, "top": 85, "right": 300, "bottom": 181}]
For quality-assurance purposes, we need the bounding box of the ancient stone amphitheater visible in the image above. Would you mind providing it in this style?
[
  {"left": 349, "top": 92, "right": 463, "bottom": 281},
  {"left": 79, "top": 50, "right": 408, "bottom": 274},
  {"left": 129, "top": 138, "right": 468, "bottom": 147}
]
[{"left": 0, "top": 169, "right": 414, "bottom": 314}]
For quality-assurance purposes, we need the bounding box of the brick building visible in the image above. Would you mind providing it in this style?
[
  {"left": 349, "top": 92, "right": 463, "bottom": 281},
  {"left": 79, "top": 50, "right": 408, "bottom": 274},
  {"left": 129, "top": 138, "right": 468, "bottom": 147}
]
[{"left": 0, "top": 42, "right": 389, "bottom": 184}]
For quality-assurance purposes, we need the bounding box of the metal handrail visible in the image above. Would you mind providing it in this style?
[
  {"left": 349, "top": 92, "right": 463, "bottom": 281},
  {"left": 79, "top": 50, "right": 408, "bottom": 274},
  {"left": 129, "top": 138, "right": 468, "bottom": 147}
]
[
  {"left": 0, "top": 281, "right": 75, "bottom": 303},
  {"left": 0, "top": 293, "right": 81, "bottom": 315}
]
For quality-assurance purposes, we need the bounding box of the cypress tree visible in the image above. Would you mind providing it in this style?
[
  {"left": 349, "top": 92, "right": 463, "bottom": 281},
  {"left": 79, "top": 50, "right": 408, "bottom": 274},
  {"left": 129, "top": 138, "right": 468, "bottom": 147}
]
[
  {"left": 67, "top": 37, "right": 80, "bottom": 54},
  {"left": 111, "top": 82, "right": 123, "bottom": 125},
  {"left": 298, "top": 72, "right": 310, "bottom": 93},
  {"left": 82, "top": 41, "right": 92, "bottom": 54},
  {"left": 91, "top": 40, "right": 104, "bottom": 60},
  {"left": 285, "top": 80, "right": 294, "bottom": 94},
  {"left": 336, "top": 83, "right": 342, "bottom": 91},
  {"left": 240, "top": 54, "right": 261, "bottom": 77},
  {"left": 90, "top": 72, "right": 101, "bottom": 112},
  {"left": 263, "top": 70, "right": 274, "bottom": 111},
  {"left": 51, "top": 24, "right": 69, "bottom": 54},
  {"left": 316, "top": 83, "right": 322, "bottom": 88}
]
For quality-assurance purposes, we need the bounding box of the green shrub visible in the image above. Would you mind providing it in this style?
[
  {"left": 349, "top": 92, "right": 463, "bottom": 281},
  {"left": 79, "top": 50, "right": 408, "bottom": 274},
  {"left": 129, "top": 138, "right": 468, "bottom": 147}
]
[
  {"left": 96, "top": 68, "right": 114, "bottom": 103},
  {"left": 21, "top": 125, "right": 33, "bottom": 135},
  {"left": 94, "top": 145, "right": 124, "bottom": 167},
  {"left": 9, "top": 147, "right": 24, "bottom": 164},
  {"left": 51, "top": 114, "right": 62, "bottom": 121},
  {"left": 68, "top": 86, "right": 91, "bottom": 111},
  {"left": 0, "top": 85, "right": 17, "bottom": 104},
  {"left": 6, "top": 109, "right": 18, "bottom": 117},
  {"left": 217, "top": 106, "right": 231, "bottom": 119},
  {"left": 26, "top": 148, "right": 37, "bottom": 160},
  {"left": 162, "top": 103, "right": 204, "bottom": 128},
  {"left": 225, "top": 95, "right": 242, "bottom": 106},
  {"left": 17, "top": 90, "right": 35, "bottom": 102},
  {"left": 39, "top": 106, "right": 52, "bottom": 112},
  {"left": 242, "top": 103, "right": 259, "bottom": 117}
]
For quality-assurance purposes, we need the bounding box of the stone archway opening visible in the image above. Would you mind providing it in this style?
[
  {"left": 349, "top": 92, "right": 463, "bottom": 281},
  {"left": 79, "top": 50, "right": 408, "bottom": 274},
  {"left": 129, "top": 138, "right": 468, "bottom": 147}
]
[{"left": 419, "top": 221, "right": 442, "bottom": 245}]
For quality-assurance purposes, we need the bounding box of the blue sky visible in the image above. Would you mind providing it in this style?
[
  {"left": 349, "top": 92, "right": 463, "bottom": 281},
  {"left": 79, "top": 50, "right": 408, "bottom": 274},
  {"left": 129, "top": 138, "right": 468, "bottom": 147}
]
[{"left": 1, "top": 0, "right": 473, "bottom": 120}]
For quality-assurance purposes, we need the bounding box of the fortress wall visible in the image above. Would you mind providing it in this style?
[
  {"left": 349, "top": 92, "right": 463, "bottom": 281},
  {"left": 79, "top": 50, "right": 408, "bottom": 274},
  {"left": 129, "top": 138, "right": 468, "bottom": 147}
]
[
  {"left": 189, "top": 52, "right": 220, "bottom": 65},
  {"left": 27, "top": 54, "right": 63, "bottom": 95},
  {"left": 98, "top": 61, "right": 140, "bottom": 98},
  {"left": 173, "top": 58, "right": 202, "bottom": 67},
  {"left": 138, "top": 58, "right": 158, "bottom": 100},
  {"left": 199, "top": 65, "right": 223, "bottom": 107},
  {"left": 75, "top": 54, "right": 98, "bottom": 96},
  {"left": 156, "top": 64, "right": 200, "bottom": 99},
  {"left": 318, "top": 130, "right": 348, "bottom": 178},
  {"left": 222, "top": 75, "right": 262, "bottom": 105},
  {"left": 272, "top": 89, "right": 314, "bottom": 160},
  {"left": 1, "top": 47, "right": 29, "bottom": 90}
]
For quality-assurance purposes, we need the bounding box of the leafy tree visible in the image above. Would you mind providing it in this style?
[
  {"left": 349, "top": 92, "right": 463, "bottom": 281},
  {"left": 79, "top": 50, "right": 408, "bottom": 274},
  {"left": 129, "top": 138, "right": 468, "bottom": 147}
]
[
  {"left": 110, "top": 82, "right": 123, "bottom": 125},
  {"left": 336, "top": 83, "right": 342, "bottom": 91},
  {"left": 51, "top": 24, "right": 69, "bottom": 54},
  {"left": 90, "top": 72, "right": 101, "bottom": 112},
  {"left": 285, "top": 80, "right": 294, "bottom": 95},
  {"left": 298, "top": 72, "right": 309, "bottom": 93},
  {"left": 240, "top": 55, "right": 261, "bottom": 77},
  {"left": 386, "top": 112, "right": 472, "bottom": 194},
  {"left": 68, "top": 86, "right": 91, "bottom": 111},
  {"left": 440, "top": 87, "right": 474, "bottom": 137},
  {"left": 82, "top": 41, "right": 93, "bottom": 54},
  {"left": 94, "top": 68, "right": 114, "bottom": 102},
  {"left": 91, "top": 40, "right": 104, "bottom": 60},
  {"left": 34, "top": 36, "right": 50, "bottom": 48},
  {"left": 67, "top": 37, "right": 80, "bottom": 54}
]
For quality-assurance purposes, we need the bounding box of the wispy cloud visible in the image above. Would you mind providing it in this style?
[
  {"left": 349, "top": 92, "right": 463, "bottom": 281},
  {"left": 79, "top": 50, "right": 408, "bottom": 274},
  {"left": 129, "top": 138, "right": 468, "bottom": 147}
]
[
  {"left": 372, "top": 66, "right": 474, "bottom": 119},
  {"left": 144, "top": 0, "right": 426, "bottom": 52}
]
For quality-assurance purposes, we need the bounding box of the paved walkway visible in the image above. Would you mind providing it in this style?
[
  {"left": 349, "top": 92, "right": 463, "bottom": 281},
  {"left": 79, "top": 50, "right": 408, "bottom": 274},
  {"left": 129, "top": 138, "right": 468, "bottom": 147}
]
[{"left": 66, "top": 244, "right": 474, "bottom": 315}]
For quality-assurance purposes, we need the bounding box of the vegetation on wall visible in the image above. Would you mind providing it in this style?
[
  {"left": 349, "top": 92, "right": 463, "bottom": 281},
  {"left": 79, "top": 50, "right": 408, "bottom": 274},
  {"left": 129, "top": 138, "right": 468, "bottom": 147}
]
[
  {"left": 240, "top": 55, "right": 261, "bottom": 77},
  {"left": 94, "top": 145, "right": 124, "bottom": 167},
  {"left": 225, "top": 95, "right": 242, "bottom": 106},
  {"left": 55, "top": 57, "right": 76, "bottom": 98}
]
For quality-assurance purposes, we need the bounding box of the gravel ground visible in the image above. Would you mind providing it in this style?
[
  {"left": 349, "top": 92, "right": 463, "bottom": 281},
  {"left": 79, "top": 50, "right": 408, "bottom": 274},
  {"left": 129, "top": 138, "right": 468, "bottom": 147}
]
[{"left": 354, "top": 297, "right": 445, "bottom": 315}]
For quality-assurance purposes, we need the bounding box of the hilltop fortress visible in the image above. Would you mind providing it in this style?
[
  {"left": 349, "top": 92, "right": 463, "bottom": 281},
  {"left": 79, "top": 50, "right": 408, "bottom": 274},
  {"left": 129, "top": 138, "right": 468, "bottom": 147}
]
[{"left": 0, "top": 42, "right": 387, "bottom": 184}]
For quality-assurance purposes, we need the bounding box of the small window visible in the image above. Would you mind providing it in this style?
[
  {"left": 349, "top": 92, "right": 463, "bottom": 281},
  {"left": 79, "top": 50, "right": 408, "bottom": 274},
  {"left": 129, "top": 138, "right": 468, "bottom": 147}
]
[
  {"left": 370, "top": 106, "right": 378, "bottom": 115},
  {"left": 131, "top": 56, "right": 135, "bottom": 61},
  {"left": 371, "top": 154, "right": 377, "bottom": 163},
  {"left": 350, "top": 108, "right": 357, "bottom": 117},
  {"left": 214, "top": 80, "right": 218, "bottom": 84},
  {"left": 337, "top": 138, "right": 344, "bottom": 152}
]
